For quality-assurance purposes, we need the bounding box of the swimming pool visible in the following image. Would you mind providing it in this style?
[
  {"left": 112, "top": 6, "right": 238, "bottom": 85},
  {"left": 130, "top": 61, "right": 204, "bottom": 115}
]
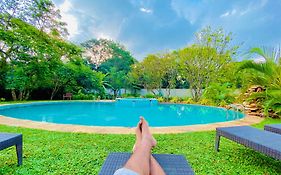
[{"left": 0, "top": 99, "right": 244, "bottom": 127}]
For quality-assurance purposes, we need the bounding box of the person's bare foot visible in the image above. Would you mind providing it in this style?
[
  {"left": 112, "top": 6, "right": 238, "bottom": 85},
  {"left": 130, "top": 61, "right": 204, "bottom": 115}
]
[
  {"left": 133, "top": 120, "right": 142, "bottom": 152},
  {"left": 140, "top": 117, "right": 157, "bottom": 148}
]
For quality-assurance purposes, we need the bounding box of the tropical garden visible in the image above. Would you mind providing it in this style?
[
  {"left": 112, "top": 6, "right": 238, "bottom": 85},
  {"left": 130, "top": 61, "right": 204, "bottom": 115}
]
[
  {"left": 0, "top": 0, "right": 280, "bottom": 118},
  {"left": 0, "top": 0, "right": 280, "bottom": 174}
]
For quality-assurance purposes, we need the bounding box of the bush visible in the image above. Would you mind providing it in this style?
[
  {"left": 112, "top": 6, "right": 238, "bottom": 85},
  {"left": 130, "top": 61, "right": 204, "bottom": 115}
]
[
  {"left": 103, "top": 94, "right": 114, "bottom": 100},
  {"left": 182, "top": 97, "right": 195, "bottom": 104},
  {"left": 121, "top": 93, "right": 141, "bottom": 98},
  {"left": 169, "top": 97, "right": 184, "bottom": 103},
  {"left": 73, "top": 92, "right": 96, "bottom": 100},
  {"left": 203, "top": 83, "right": 236, "bottom": 106},
  {"left": 198, "top": 98, "right": 214, "bottom": 105},
  {"left": 143, "top": 94, "right": 157, "bottom": 98},
  {"left": 157, "top": 97, "right": 165, "bottom": 102},
  {"left": 0, "top": 98, "right": 5, "bottom": 102}
]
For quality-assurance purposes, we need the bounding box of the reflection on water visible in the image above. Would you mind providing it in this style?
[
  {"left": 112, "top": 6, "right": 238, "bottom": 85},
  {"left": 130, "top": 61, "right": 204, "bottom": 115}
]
[{"left": 0, "top": 101, "right": 245, "bottom": 127}]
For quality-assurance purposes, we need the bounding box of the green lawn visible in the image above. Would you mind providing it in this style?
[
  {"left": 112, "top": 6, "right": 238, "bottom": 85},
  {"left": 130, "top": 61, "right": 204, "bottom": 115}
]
[{"left": 0, "top": 118, "right": 280, "bottom": 175}]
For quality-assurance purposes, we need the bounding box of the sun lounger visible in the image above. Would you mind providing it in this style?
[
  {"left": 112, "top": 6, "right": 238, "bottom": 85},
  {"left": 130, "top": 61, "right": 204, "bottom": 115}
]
[
  {"left": 215, "top": 126, "right": 281, "bottom": 160},
  {"left": 99, "top": 152, "right": 194, "bottom": 175},
  {"left": 264, "top": 124, "right": 281, "bottom": 134},
  {"left": 0, "top": 133, "right": 23, "bottom": 165}
]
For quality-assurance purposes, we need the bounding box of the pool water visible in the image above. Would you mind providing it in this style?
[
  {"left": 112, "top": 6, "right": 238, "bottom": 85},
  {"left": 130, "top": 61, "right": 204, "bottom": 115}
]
[{"left": 0, "top": 100, "right": 244, "bottom": 127}]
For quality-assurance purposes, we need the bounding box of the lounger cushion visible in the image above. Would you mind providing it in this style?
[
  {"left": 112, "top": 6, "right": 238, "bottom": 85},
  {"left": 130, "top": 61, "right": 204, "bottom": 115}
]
[
  {"left": 217, "top": 126, "right": 281, "bottom": 160},
  {"left": 99, "top": 152, "right": 194, "bottom": 175},
  {"left": 264, "top": 124, "right": 281, "bottom": 134}
]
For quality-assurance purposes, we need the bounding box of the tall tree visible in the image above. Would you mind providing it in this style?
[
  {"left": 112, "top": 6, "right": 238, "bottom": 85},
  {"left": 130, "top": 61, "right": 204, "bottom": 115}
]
[
  {"left": 0, "top": 0, "right": 68, "bottom": 37},
  {"left": 81, "top": 39, "right": 115, "bottom": 69},
  {"left": 0, "top": 17, "right": 79, "bottom": 100},
  {"left": 81, "top": 38, "right": 136, "bottom": 97},
  {"left": 178, "top": 27, "right": 237, "bottom": 101},
  {"left": 129, "top": 54, "right": 166, "bottom": 95},
  {"left": 162, "top": 53, "right": 178, "bottom": 98}
]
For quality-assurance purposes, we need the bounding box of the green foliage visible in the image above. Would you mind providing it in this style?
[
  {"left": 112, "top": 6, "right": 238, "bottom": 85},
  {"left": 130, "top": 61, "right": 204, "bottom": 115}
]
[
  {"left": 178, "top": 27, "right": 237, "bottom": 102},
  {"left": 131, "top": 54, "right": 166, "bottom": 92},
  {"left": 0, "top": 118, "right": 280, "bottom": 174},
  {"left": 203, "top": 83, "right": 236, "bottom": 106},
  {"left": 121, "top": 93, "right": 140, "bottom": 98},
  {"left": 98, "top": 42, "right": 136, "bottom": 74},
  {"left": 0, "top": 0, "right": 68, "bottom": 37},
  {"left": 178, "top": 45, "right": 230, "bottom": 101},
  {"left": 129, "top": 53, "right": 178, "bottom": 97},
  {"left": 198, "top": 98, "right": 214, "bottom": 106},
  {"left": 143, "top": 94, "right": 157, "bottom": 98},
  {"left": 169, "top": 97, "right": 183, "bottom": 103},
  {"left": 182, "top": 98, "right": 196, "bottom": 104},
  {"left": 82, "top": 39, "right": 136, "bottom": 97},
  {"left": 0, "top": 16, "right": 106, "bottom": 100},
  {"left": 72, "top": 91, "right": 96, "bottom": 100},
  {"left": 195, "top": 26, "right": 239, "bottom": 55},
  {"left": 240, "top": 47, "right": 281, "bottom": 117},
  {"left": 248, "top": 91, "right": 281, "bottom": 118},
  {"left": 156, "top": 97, "right": 165, "bottom": 102},
  {"left": 0, "top": 17, "right": 64, "bottom": 99}
]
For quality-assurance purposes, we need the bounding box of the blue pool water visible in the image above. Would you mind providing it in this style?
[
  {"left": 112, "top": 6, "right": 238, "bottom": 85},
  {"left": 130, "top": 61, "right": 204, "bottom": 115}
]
[{"left": 0, "top": 100, "right": 244, "bottom": 127}]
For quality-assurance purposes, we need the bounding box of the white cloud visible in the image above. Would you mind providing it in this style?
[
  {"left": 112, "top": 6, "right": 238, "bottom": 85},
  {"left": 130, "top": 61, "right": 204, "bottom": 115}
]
[
  {"left": 58, "top": 0, "right": 79, "bottom": 39},
  {"left": 254, "top": 57, "right": 266, "bottom": 63},
  {"left": 96, "top": 32, "right": 113, "bottom": 40},
  {"left": 60, "top": 0, "right": 72, "bottom": 12},
  {"left": 220, "top": 11, "right": 230, "bottom": 18},
  {"left": 140, "top": 7, "right": 153, "bottom": 14},
  {"left": 220, "top": 9, "right": 237, "bottom": 18},
  {"left": 239, "top": 0, "right": 268, "bottom": 16}
]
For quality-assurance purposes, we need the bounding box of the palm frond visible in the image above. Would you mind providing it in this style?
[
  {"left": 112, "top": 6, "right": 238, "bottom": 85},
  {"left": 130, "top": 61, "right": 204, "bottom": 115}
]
[
  {"left": 250, "top": 46, "right": 281, "bottom": 63},
  {"left": 239, "top": 60, "right": 274, "bottom": 76},
  {"left": 250, "top": 47, "right": 268, "bottom": 60}
]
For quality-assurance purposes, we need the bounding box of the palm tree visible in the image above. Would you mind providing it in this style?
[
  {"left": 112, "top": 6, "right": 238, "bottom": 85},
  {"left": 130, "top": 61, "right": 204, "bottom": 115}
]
[{"left": 239, "top": 47, "right": 281, "bottom": 117}]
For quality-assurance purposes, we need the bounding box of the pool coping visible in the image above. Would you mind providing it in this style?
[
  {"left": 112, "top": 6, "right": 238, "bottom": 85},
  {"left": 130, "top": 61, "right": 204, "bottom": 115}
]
[{"left": 0, "top": 114, "right": 263, "bottom": 134}]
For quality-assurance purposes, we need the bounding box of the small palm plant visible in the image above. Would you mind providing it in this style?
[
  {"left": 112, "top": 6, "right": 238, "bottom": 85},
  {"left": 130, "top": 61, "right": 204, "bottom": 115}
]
[{"left": 239, "top": 47, "right": 281, "bottom": 117}]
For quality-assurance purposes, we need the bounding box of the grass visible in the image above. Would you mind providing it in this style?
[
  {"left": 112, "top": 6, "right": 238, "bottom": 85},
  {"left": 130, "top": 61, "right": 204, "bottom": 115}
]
[{"left": 0, "top": 118, "right": 280, "bottom": 174}]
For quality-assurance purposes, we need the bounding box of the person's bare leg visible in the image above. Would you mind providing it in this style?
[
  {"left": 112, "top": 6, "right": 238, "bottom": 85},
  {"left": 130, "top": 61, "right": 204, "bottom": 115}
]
[
  {"left": 133, "top": 118, "right": 166, "bottom": 175},
  {"left": 124, "top": 118, "right": 156, "bottom": 175},
  {"left": 150, "top": 156, "right": 166, "bottom": 175}
]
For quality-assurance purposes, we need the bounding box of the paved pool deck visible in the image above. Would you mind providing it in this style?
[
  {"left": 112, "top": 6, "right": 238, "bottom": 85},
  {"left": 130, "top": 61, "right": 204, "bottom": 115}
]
[{"left": 0, "top": 115, "right": 263, "bottom": 134}]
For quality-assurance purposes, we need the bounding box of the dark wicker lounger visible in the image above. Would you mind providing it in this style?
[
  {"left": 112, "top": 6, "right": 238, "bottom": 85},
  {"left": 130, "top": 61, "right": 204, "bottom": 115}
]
[
  {"left": 99, "top": 152, "right": 194, "bottom": 175},
  {"left": 0, "top": 133, "right": 23, "bottom": 165},
  {"left": 215, "top": 126, "right": 281, "bottom": 160},
  {"left": 264, "top": 124, "right": 281, "bottom": 135}
]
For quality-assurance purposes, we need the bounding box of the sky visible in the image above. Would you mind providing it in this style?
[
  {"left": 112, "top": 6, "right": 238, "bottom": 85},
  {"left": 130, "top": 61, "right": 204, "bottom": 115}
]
[{"left": 53, "top": 0, "right": 281, "bottom": 60}]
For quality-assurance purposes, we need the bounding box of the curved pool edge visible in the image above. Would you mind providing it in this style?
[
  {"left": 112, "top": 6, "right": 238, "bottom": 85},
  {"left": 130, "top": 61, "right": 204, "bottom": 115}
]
[{"left": 0, "top": 114, "right": 263, "bottom": 134}]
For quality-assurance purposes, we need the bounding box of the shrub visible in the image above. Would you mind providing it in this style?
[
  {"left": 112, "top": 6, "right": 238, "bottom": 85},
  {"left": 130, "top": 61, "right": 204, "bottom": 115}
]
[
  {"left": 73, "top": 92, "right": 96, "bottom": 100},
  {"left": 203, "top": 83, "right": 236, "bottom": 106},
  {"left": 182, "top": 98, "right": 195, "bottom": 104},
  {"left": 198, "top": 98, "right": 213, "bottom": 105},
  {"left": 121, "top": 93, "right": 141, "bottom": 98},
  {"left": 157, "top": 97, "right": 165, "bottom": 102},
  {"left": 0, "top": 98, "right": 5, "bottom": 102},
  {"left": 170, "top": 97, "right": 183, "bottom": 103},
  {"left": 143, "top": 94, "right": 157, "bottom": 98}
]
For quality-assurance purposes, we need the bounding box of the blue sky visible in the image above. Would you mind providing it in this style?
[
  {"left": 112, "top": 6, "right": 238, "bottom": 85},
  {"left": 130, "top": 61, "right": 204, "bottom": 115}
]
[{"left": 53, "top": 0, "right": 281, "bottom": 60}]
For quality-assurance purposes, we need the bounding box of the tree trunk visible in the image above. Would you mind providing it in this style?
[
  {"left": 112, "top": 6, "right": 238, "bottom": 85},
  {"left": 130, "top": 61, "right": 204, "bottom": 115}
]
[
  {"left": 113, "top": 89, "right": 118, "bottom": 98},
  {"left": 18, "top": 91, "right": 23, "bottom": 101},
  {"left": 151, "top": 89, "right": 157, "bottom": 95},
  {"left": 24, "top": 91, "right": 30, "bottom": 100},
  {"left": 50, "top": 86, "right": 59, "bottom": 100},
  {"left": 11, "top": 90, "right": 17, "bottom": 101}
]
